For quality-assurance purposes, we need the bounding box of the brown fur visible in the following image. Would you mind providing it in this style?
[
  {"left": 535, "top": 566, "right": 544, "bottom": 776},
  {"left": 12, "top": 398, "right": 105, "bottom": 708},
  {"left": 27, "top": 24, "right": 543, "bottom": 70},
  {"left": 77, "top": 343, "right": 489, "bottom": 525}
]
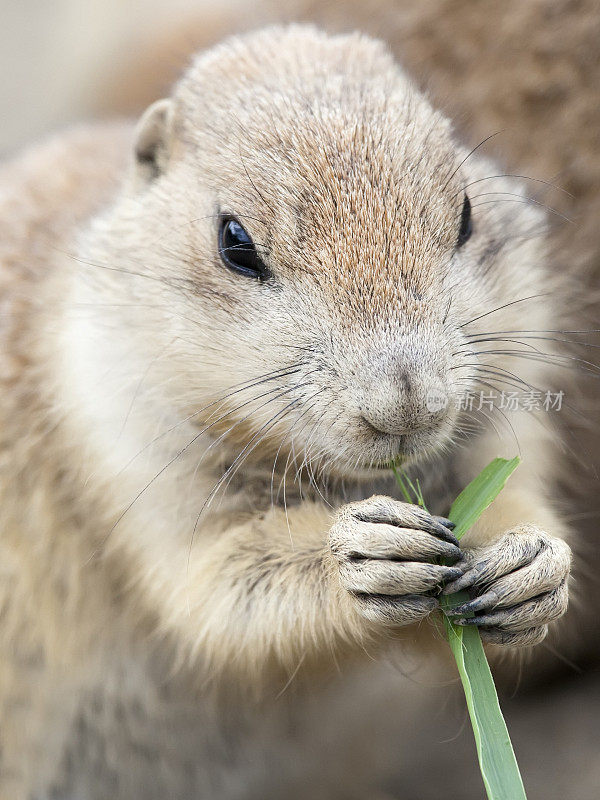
[
  {"left": 96, "top": 0, "right": 600, "bottom": 675},
  {"left": 0, "top": 20, "right": 587, "bottom": 800}
]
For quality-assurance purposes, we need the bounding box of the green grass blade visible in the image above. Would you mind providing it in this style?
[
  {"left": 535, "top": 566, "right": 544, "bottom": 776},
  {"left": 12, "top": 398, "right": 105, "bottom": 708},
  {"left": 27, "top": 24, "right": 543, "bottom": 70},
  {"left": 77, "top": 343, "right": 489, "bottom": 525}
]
[
  {"left": 393, "top": 456, "right": 526, "bottom": 800},
  {"left": 444, "top": 456, "right": 525, "bottom": 800},
  {"left": 443, "top": 618, "right": 527, "bottom": 800},
  {"left": 448, "top": 456, "right": 521, "bottom": 541},
  {"left": 390, "top": 464, "right": 414, "bottom": 505}
]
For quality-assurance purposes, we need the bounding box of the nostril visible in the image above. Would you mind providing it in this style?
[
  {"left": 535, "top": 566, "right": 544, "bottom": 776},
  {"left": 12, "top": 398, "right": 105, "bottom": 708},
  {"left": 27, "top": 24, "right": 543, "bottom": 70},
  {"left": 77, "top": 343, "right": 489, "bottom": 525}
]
[
  {"left": 361, "top": 412, "right": 407, "bottom": 437},
  {"left": 398, "top": 371, "right": 411, "bottom": 394},
  {"left": 362, "top": 415, "right": 384, "bottom": 435}
]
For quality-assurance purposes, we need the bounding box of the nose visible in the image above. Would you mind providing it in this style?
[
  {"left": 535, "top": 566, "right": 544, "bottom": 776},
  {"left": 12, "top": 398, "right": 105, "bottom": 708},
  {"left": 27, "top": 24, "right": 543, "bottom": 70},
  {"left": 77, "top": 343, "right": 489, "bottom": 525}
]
[
  {"left": 359, "top": 370, "right": 449, "bottom": 436},
  {"left": 361, "top": 411, "right": 405, "bottom": 436}
]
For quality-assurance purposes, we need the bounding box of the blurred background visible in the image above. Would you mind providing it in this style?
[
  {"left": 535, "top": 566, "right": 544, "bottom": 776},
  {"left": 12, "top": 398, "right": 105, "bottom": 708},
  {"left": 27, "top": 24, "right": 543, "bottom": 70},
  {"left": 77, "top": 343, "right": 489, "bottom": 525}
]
[
  {"left": 3, "top": 0, "right": 599, "bottom": 796},
  {"left": 0, "top": 0, "right": 206, "bottom": 155}
]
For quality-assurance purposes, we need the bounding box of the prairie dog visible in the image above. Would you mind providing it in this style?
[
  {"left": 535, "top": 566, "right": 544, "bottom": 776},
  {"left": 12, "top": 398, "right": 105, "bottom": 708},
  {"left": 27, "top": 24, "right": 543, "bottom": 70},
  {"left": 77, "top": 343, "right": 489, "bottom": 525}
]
[{"left": 0, "top": 25, "right": 572, "bottom": 799}]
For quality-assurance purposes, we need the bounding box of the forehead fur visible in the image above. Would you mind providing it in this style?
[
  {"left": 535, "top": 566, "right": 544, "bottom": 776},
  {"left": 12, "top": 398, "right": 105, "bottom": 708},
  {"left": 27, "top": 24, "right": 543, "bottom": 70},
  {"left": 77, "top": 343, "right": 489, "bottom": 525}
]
[{"left": 173, "top": 25, "right": 464, "bottom": 319}]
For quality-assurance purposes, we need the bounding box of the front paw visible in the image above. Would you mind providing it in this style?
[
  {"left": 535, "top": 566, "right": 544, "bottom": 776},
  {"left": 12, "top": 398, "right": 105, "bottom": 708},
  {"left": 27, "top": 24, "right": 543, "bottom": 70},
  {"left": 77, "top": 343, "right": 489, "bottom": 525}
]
[
  {"left": 329, "top": 495, "right": 462, "bottom": 628},
  {"left": 444, "top": 525, "right": 572, "bottom": 646}
]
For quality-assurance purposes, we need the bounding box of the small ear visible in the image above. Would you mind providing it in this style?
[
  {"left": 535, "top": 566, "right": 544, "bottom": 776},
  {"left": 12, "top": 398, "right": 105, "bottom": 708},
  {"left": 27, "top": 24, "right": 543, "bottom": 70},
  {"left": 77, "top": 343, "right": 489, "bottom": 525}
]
[{"left": 133, "top": 98, "right": 174, "bottom": 183}]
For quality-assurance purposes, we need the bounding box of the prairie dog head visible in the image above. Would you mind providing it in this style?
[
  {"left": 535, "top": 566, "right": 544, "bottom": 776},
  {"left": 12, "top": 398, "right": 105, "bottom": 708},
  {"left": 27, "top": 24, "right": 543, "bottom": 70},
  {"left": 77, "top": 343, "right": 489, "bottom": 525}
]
[{"left": 84, "top": 25, "right": 550, "bottom": 478}]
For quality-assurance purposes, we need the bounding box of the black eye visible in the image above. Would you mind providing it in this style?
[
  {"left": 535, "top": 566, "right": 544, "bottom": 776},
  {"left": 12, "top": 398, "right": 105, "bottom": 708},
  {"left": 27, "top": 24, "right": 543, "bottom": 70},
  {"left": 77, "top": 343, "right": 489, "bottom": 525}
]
[
  {"left": 218, "top": 216, "right": 269, "bottom": 280},
  {"left": 456, "top": 194, "right": 473, "bottom": 248}
]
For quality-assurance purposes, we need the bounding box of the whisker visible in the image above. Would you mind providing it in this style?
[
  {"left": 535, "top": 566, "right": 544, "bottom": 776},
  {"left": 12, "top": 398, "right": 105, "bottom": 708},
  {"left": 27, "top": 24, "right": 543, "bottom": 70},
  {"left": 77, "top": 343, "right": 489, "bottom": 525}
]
[
  {"left": 270, "top": 390, "right": 325, "bottom": 507},
  {"left": 471, "top": 379, "right": 522, "bottom": 454},
  {"left": 59, "top": 248, "right": 194, "bottom": 293},
  {"left": 441, "top": 131, "right": 503, "bottom": 192},
  {"left": 458, "top": 365, "right": 534, "bottom": 393},
  {"left": 284, "top": 393, "right": 331, "bottom": 502},
  {"left": 106, "top": 382, "right": 299, "bottom": 550},
  {"left": 474, "top": 348, "right": 600, "bottom": 376},
  {"left": 115, "top": 364, "right": 304, "bottom": 476},
  {"left": 188, "top": 396, "right": 304, "bottom": 556},
  {"left": 192, "top": 379, "right": 318, "bottom": 479},
  {"left": 464, "top": 328, "right": 600, "bottom": 338},
  {"left": 463, "top": 334, "right": 600, "bottom": 351},
  {"left": 469, "top": 191, "right": 572, "bottom": 222},
  {"left": 459, "top": 295, "right": 551, "bottom": 329},
  {"left": 470, "top": 197, "right": 572, "bottom": 223},
  {"left": 453, "top": 174, "right": 573, "bottom": 200},
  {"left": 457, "top": 356, "right": 595, "bottom": 435}
]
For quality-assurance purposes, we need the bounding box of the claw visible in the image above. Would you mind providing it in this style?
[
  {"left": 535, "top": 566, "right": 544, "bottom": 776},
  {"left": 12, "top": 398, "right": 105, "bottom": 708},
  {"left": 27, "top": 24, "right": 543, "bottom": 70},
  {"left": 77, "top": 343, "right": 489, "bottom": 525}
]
[
  {"left": 442, "top": 566, "right": 466, "bottom": 582},
  {"left": 446, "top": 590, "right": 499, "bottom": 616},
  {"left": 439, "top": 543, "right": 463, "bottom": 563},
  {"left": 448, "top": 617, "right": 479, "bottom": 626},
  {"left": 430, "top": 521, "right": 460, "bottom": 547},
  {"left": 434, "top": 516, "right": 456, "bottom": 531},
  {"left": 441, "top": 563, "right": 486, "bottom": 594},
  {"left": 450, "top": 614, "right": 498, "bottom": 627}
]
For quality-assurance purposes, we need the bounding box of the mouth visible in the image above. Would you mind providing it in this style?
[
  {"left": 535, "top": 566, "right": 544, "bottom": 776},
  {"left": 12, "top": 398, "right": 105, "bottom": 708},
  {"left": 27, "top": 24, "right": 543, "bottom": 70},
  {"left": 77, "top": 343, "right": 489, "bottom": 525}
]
[{"left": 323, "top": 425, "right": 449, "bottom": 478}]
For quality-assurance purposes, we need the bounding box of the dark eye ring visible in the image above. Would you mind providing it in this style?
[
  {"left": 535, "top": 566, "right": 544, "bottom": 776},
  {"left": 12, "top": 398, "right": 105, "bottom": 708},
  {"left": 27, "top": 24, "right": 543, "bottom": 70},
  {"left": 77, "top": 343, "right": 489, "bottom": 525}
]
[
  {"left": 218, "top": 215, "right": 269, "bottom": 280},
  {"left": 456, "top": 194, "right": 473, "bottom": 248}
]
